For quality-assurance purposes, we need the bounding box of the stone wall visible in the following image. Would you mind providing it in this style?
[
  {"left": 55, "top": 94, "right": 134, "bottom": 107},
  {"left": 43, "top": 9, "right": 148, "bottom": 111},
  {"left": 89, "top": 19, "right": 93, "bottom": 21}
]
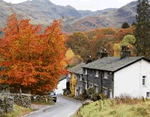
[{"left": 0, "top": 95, "right": 14, "bottom": 114}]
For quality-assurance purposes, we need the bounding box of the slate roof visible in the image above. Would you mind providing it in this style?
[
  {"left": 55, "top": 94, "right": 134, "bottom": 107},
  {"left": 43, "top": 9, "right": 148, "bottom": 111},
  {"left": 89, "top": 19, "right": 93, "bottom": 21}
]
[
  {"left": 68, "top": 62, "right": 85, "bottom": 74},
  {"left": 82, "top": 56, "right": 149, "bottom": 72},
  {"left": 59, "top": 75, "right": 66, "bottom": 81}
]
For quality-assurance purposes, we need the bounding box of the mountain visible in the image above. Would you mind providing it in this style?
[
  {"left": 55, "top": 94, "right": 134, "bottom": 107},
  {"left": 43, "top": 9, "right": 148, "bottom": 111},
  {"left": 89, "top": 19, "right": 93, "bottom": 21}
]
[
  {"left": 0, "top": 0, "right": 145, "bottom": 33},
  {"left": 63, "top": 1, "right": 138, "bottom": 32}
]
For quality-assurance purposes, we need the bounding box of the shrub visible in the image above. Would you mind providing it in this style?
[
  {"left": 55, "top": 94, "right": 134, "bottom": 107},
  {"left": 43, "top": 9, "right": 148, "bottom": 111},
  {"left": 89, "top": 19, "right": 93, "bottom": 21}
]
[
  {"left": 87, "top": 87, "right": 95, "bottom": 96},
  {"left": 115, "top": 94, "right": 140, "bottom": 105},
  {"left": 99, "top": 93, "right": 107, "bottom": 100},
  {"left": 63, "top": 89, "right": 71, "bottom": 96},
  {"left": 75, "top": 94, "right": 85, "bottom": 101},
  {"left": 75, "top": 92, "right": 90, "bottom": 101},
  {"left": 91, "top": 93, "right": 100, "bottom": 101}
]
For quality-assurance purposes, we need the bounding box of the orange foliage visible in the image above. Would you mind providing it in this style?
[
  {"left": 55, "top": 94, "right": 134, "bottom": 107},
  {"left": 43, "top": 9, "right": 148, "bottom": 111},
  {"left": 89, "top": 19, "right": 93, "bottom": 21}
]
[
  {"left": 0, "top": 14, "right": 68, "bottom": 94},
  {"left": 114, "top": 26, "right": 135, "bottom": 43}
]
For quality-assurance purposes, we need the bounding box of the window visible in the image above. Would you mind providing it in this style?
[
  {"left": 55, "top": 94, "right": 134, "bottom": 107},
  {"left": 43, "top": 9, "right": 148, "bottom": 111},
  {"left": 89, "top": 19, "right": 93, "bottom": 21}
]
[
  {"left": 94, "top": 85, "right": 98, "bottom": 93},
  {"left": 79, "top": 75, "right": 82, "bottom": 81},
  {"left": 89, "top": 83, "right": 93, "bottom": 88},
  {"left": 142, "top": 76, "right": 146, "bottom": 86},
  {"left": 79, "top": 87, "right": 82, "bottom": 94},
  {"left": 95, "top": 70, "right": 99, "bottom": 77},
  {"left": 147, "top": 92, "right": 150, "bottom": 98},
  {"left": 84, "top": 82, "right": 87, "bottom": 90},
  {"left": 104, "top": 72, "right": 108, "bottom": 79},
  {"left": 68, "top": 73, "right": 71, "bottom": 78},
  {"left": 104, "top": 89, "right": 107, "bottom": 95},
  {"left": 84, "top": 69, "right": 87, "bottom": 75}
]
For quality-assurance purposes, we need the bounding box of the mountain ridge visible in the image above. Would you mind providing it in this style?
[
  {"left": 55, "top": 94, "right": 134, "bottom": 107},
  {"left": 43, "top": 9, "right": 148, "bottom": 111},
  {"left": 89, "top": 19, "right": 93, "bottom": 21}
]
[{"left": 0, "top": 0, "right": 144, "bottom": 33}]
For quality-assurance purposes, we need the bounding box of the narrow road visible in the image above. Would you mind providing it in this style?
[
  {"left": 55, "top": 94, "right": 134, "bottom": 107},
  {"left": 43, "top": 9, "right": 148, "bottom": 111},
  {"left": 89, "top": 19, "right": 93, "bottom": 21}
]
[{"left": 26, "top": 95, "right": 82, "bottom": 117}]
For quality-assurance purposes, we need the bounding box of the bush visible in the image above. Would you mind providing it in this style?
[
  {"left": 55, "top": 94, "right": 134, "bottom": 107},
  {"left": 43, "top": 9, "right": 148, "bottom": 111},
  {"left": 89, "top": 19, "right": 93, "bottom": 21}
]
[
  {"left": 87, "top": 87, "right": 95, "bottom": 96},
  {"left": 99, "top": 93, "right": 107, "bottom": 100},
  {"left": 63, "top": 89, "right": 71, "bottom": 96},
  {"left": 75, "top": 95, "right": 85, "bottom": 101},
  {"left": 91, "top": 93, "right": 100, "bottom": 101}
]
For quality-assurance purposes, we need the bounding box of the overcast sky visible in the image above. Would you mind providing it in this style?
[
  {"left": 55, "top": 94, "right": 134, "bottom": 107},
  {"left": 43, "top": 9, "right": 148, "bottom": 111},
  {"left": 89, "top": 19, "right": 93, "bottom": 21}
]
[{"left": 3, "top": 0, "right": 136, "bottom": 11}]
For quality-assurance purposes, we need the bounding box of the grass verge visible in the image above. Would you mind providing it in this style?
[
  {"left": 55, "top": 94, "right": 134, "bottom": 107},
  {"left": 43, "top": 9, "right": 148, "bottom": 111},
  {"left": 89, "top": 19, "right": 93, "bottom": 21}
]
[
  {"left": 73, "top": 98, "right": 150, "bottom": 117},
  {"left": 0, "top": 104, "right": 33, "bottom": 117}
]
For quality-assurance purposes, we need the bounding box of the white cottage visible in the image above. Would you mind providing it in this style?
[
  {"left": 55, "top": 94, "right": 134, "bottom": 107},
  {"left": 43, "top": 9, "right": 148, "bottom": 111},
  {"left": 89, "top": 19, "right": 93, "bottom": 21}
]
[
  {"left": 55, "top": 75, "right": 67, "bottom": 95},
  {"left": 113, "top": 57, "right": 150, "bottom": 98}
]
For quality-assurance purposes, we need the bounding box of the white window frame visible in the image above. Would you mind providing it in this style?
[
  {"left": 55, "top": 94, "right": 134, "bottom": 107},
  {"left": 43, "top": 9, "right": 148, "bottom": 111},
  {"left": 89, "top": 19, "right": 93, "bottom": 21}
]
[
  {"left": 84, "top": 81, "right": 87, "bottom": 90},
  {"left": 95, "top": 70, "right": 99, "bottom": 77},
  {"left": 103, "top": 86, "right": 108, "bottom": 95},
  {"left": 104, "top": 90, "right": 107, "bottom": 95},
  {"left": 79, "top": 87, "right": 82, "bottom": 94},
  {"left": 110, "top": 89, "right": 112, "bottom": 98},
  {"left": 79, "top": 75, "right": 82, "bottom": 81},
  {"left": 142, "top": 76, "right": 146, "bottom": 86},
  {"left": 147, "top": 92, "right": 150, "bottom": 98},
  {"left": 104, "top": 72, "right": 108, "bottom": 79},
  {"left": 68, "top": 73, "right": 71, "bottom": 78},
  {"left": 84, "top": 69, "right": 87, "bottom": 75},
  {"left": 89, "top": 83, "right": 93, "bottom": 88},
  {"left": 94, "top": 84, "right": 99, "bottom": 93}
]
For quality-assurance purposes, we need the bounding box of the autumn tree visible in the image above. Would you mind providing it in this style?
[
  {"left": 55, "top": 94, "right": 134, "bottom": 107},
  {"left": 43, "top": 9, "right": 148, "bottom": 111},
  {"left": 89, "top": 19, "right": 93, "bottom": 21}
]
[
  {"left": 0, "top": 14, "right": 68, "bottom": 95},
  {"left": 89, "top": 27, "right": 117, "bottom": 59},
  {"left": 67, "top": 32, "right": 90, "bottom": 61},
  {"left": 114, "top": 26, "right": 135, "bottom": 43},
  {"left": 70, "top": 74, "right": 77, "bottom": 97}
]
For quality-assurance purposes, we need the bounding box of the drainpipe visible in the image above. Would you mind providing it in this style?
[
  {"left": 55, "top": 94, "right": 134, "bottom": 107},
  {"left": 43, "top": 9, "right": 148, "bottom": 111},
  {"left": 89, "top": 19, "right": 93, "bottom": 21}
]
[
  {"left": 101, "top": 72, "right": 103, "bottom": 93},
  {"left": 87, "top": 73, "right": 89, "bottom": 89}
]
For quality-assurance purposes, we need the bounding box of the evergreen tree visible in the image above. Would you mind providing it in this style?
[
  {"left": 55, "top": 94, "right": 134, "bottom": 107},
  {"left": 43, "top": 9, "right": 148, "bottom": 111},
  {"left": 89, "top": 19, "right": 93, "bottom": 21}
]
[
  {"left": 121, "top": 22, "right": 130, "bottom": 28},
  {"left": 132, "top": 21, "right": 136, "bottom": 26},
  {"left": 135, "top": 0, "right": 150, "bottom": 58}
]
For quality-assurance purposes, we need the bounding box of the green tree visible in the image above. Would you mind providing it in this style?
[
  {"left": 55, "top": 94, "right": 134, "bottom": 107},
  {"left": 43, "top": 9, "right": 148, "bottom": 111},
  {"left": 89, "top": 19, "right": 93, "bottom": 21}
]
[
  {"left": 121, "top": 22, "right": 130, "bottom": 29},
  {"left": 132, "top": 21, "right": 136, "bottom": 26},
  {"left": 120, "top": 35, "right": 136, "bottom": 46},
  {"left": 113, "top": 35, "right": 136, "bottom": 57},
  {"left": 135, "top": 0, "right": 150, "bottom": 58}
]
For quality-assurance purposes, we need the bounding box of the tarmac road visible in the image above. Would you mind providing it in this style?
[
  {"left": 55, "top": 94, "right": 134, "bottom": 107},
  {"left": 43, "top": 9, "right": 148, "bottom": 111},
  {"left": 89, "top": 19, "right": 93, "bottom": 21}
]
[{"left": 25, "top": 95, "right": 82, "bottom": 117}]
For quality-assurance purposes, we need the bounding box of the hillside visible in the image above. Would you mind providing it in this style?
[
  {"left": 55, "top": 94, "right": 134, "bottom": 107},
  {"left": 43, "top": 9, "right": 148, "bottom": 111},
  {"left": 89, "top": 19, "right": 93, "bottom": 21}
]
[
  {"left": 63, "top": 1, "right": 138, "bottom": 32},
  {"left": 0, "top": 0, "right": 144, "bottom": 33}
]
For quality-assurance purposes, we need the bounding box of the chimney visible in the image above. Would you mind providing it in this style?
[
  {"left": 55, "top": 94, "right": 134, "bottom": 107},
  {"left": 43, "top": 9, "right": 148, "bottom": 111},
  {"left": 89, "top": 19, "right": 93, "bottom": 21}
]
[
  {"left": 121, "top": 45, "right": 131, "bottom": 59},
  {"left": 100, "top": 47, "right": 108, "bottom": 58},
  {"left": 86, "top": 55, "right": 92, "bottom": 64}
]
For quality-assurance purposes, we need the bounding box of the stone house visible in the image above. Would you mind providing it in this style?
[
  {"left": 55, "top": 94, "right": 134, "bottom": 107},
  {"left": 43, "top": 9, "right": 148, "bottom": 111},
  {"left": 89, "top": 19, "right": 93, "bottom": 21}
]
[
  {"left": 67, "top": 46, "right": 150, "bottom": 98},
  {"left": 81, "top": 47, "right": 150, "bottom": 98},
  {"left": 67, "top": 62, "right": 85, "bottom": 96}
]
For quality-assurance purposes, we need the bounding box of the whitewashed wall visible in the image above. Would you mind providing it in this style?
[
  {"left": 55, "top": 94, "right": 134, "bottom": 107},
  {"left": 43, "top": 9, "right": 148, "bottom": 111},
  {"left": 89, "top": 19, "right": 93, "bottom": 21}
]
[
  {"left": 114, "top": 61, "right": 141, "bottom": 98},
  {"left": 114, "top": 59, "right": 150, "bottom": 98},
  {"left": 140, "top": 59, "right": 150, "bottom": 98},
  {"left": 55, "top": 79, "right": 66, "bottom": 95}
]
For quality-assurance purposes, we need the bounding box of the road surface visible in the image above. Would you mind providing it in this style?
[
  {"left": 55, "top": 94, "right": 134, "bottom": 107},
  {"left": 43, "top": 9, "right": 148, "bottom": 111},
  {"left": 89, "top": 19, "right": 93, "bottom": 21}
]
[{"left": 25, "top": 95, "right": 82, "bottom": 117}]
